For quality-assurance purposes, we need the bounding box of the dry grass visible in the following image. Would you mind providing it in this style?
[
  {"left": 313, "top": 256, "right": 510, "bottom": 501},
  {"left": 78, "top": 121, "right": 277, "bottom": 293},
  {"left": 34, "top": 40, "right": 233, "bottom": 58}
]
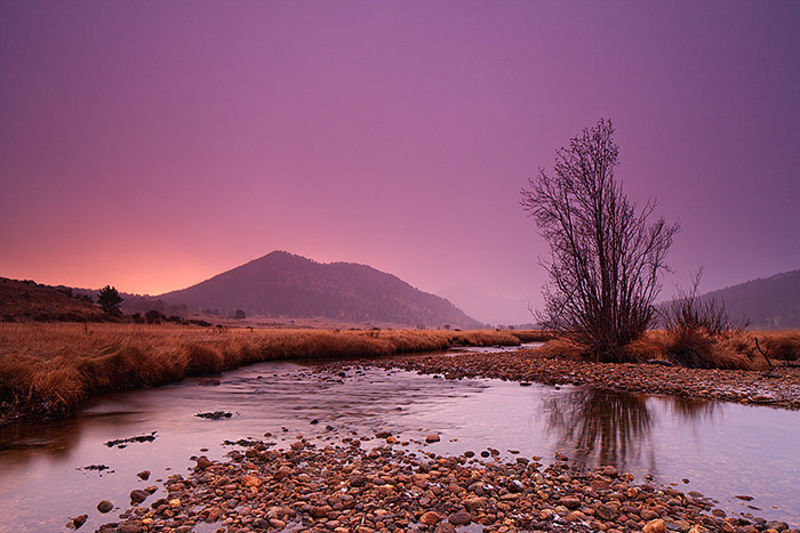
[
  {"left": 0, "top": 323, "right": 520, "bottom": 418},
  {"left": 509, "top": 330, "right": 555, "bottom": 343},
  {"left": 534, "top": 330, "right": 800, "bottom": 370}
]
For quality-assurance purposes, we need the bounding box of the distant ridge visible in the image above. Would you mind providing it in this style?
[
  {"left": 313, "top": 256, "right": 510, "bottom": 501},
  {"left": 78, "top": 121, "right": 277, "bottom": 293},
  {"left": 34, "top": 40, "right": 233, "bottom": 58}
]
[
  {"left": 158, "top": 251, "right": 483, "bottom": 328},
  {"left": 697, "top": 269, "right": 800, "bottom": 329},
  {"left": 0, "top": 277, "right": 109, "bottom": 322}
]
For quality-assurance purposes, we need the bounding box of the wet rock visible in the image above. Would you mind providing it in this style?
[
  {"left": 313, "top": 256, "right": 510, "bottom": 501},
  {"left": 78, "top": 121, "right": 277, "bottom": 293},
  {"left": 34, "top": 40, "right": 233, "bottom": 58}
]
[
  {"left": 448, "top": 510, "right": 472, "bottom": 525},
  {"left": 195, "top": 456, "right": 213, "bottom": 469},
  {"left": 129, "top": 489, "right": 149, "bottom": 504},
  {"left": 600, "top": 465, "right": 618, "bottom": 477},
  {"left": 136, "top": 470, "right": 150, "bottom": 480},
  {"left": 290, "top": 440, "right": 305, "bottom": 451},
  {"left": 425, "top": 433, "right": 440, "bottom": 443},
  {"left": 96, "top": 500, "right": 113, "bottom": 513},
  {"left": 195, "top": 411, "right": 232, "bottom": 420},
  {"left": 105, "top": 432, "right": 157, "bottom": 448},
  {"left": 69, "top": 514, "right": 88, "bottom": 529}
]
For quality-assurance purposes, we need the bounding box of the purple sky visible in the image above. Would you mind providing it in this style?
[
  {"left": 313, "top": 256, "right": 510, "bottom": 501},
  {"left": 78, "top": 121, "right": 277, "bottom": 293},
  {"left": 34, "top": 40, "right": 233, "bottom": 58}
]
[{"left": 2, "top": 1, "right": 799, "bottom": 324}]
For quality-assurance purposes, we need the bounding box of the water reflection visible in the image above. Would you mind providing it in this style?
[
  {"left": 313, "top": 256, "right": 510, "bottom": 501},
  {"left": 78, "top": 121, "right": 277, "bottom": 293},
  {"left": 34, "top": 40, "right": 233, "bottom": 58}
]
[
  {"left": 545, "top": 388, "right": 654, "bottom": 469},
  {"left": 668, "top": 396, "right": 719, "bottom": 423},
  {"left": 544, "top": 388, "right": 720, "bottom": 472}
]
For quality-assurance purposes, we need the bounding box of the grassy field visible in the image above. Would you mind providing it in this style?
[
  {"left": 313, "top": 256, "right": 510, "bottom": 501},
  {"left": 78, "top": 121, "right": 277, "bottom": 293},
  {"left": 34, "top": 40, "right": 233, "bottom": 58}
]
[
  {"left": 0, "top": 323, "right": 544, "bottom": 420},
  {"left": 534, "top": 329, "right": 800, "bottom": 370}
]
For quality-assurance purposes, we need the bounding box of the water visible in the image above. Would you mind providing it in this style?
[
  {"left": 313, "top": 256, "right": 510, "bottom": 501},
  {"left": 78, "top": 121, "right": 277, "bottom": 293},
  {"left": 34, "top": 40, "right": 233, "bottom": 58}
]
[{"left": 0, "top": 357, "right": 798, "bottom": 531}]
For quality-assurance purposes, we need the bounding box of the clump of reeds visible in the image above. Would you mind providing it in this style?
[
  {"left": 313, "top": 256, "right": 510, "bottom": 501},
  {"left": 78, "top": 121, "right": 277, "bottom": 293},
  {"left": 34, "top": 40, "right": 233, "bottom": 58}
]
[
  {"left": 659, "top": 272, "right": 760, "bottom": 369},
  {"left": 0, "top": 324, "right": 520, "bottom": 420},
  {"left": 531, "top": 337, "right": 588, "bottom": 360}
]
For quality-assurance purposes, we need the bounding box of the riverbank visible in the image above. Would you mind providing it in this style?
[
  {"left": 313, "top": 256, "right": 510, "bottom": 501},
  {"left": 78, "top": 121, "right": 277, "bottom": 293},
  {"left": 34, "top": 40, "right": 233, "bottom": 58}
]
[
  {"left": 94, "top": 436, "right": 795, "bottom": 533},
  {"left": 340, "top": 349, "right": 800, "bottom": 410},
  {"left": 0, "top": 323, "right": 548, "bottom": 423}
]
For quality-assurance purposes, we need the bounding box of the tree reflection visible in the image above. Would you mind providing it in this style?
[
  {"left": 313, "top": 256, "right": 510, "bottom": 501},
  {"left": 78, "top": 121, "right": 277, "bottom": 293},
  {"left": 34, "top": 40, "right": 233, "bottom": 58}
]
[
  {"left": 668, "top": 396, "right": 718, "bottom": 423},
  {"left": 544, "top": 388, "right": 654, "bottom": 470}
]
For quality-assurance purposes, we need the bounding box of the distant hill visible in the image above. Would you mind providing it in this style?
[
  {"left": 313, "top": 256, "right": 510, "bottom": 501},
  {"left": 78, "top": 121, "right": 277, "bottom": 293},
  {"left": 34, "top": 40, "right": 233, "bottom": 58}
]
[
  {"left": 697, "top": 270, "right": 800, "bottom": 329},
  {"left": 0, "top": 277, "right": 110, "bottom": 322},
  {"left": 158, "top": 251, "right": 483, "bottom": 328}
]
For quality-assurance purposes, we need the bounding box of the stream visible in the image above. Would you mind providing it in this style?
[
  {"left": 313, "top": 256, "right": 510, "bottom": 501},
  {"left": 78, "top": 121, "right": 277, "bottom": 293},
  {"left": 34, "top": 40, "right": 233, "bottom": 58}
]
[{"left": 0, "top": 349, "right": 798, "bottom": 531}]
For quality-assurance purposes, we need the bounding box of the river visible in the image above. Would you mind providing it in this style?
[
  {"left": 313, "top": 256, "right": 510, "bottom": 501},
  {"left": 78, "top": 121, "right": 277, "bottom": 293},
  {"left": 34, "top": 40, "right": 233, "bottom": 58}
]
[{"left": 1, "top": 350, "right": 798, "bottom": 531}]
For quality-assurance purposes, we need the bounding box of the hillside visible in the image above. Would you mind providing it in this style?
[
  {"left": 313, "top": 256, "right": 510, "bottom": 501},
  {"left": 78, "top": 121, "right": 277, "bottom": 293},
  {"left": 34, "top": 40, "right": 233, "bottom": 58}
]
[
  {"left": 699, "top": 270, "right": 800, "bottom": 329},
  {"left": 158, "top": 251, "right": 483, "bottom": 328},
  {"left": 0, "top": 277, "right": 109, "bottom": 322}
]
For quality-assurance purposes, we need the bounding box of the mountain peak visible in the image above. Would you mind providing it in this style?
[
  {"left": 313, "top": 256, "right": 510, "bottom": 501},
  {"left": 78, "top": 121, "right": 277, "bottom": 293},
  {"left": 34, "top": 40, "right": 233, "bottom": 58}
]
[{"left": 159, "top": 252, "right": 482, "bottom": 328}]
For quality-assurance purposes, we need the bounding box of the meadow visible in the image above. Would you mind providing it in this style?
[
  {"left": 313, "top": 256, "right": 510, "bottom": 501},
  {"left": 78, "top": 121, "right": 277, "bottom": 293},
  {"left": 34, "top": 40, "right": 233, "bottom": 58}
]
[
  {"left": 534, "top": 329, "right": 800, "bottom": 369},
  {"left": 0, "top": 323, "right": 547, "bottom": 419}
]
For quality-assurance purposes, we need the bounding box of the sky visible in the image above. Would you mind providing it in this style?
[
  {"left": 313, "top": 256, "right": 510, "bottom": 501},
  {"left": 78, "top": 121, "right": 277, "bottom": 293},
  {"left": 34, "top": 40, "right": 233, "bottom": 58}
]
[{"left": 1, "top": 1, "right": 799, "bottom": 324}]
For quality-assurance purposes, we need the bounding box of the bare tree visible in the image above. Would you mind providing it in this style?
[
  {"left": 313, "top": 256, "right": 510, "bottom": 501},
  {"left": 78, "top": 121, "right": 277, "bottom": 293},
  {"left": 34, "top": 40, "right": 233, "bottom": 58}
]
[{"left": 521, "top": 119, "right": 679, "bottom": 361}]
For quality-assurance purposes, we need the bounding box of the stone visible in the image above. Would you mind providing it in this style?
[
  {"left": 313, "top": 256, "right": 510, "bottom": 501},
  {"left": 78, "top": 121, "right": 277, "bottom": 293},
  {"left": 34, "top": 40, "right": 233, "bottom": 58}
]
[
  {"left": 558, "top": 496, "right": 581, "bottom": 510},
  {"left": 425, "top": 433, "right": 440, "bottom": 443},
  {"left": 130, "top": 489, "right": 149, "bottom": 504},
  {"left": 420, "top": 511, "right": 442, "bottom": 525},
  {"left": 96, "top": 500, "right": 113, "bottom": 513},
  {"left": 595, "top": 503, "right": 617, "bottom": 520},
  {"left": 71, "top": 514, "right": 88, "bottom": 529},
  {"left": 137, "top": 470, "right": 150, "bottom": 480},
  {"left": 241, "top": 474, "right": 261, "bottom": 487},
  {"left": 643, "top": 518, "right": 667, "bottom": 533},
  {"left": 350, "top": 475, "right": 368, "bottom": 487},
  {"left": 435, "top": 523, "right": 456, "bottom": 533},
  {"left": 464, "top": 496, "right": 485, "bottom": 511},
  {"left": 601, "top": 465, "right": 618, "bottom": 477},
  {"left": 310, "top": 504, "right": 332, "bottom": 518},
  {"left": 448, "top": 510, "right": 472, "bottom": 525}
]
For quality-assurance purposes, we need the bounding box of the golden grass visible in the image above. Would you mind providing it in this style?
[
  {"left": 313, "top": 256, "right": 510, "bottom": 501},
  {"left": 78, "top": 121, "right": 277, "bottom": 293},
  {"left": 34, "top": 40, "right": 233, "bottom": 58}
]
[
  {"left": 0, "top": 323, "right": 520, "bottom": 417},
  {"left": 534, "top": 329, "right": 800, "bottom": 370},
  {"left": 508, "top": 330, "right": 555, "bottom": 343}
]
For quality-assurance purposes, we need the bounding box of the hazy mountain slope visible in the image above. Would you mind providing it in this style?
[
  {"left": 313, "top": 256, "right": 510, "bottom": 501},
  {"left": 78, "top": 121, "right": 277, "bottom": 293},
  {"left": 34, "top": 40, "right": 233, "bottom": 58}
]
[
  {"left": 0, "top": 277, "right": 109, "bottom": 322},
  {"left": 699, "top": 270, "right": 800, "bottom": 329},
  {"left": 158, "top": 251, "right": 483, "bottom": 328}
]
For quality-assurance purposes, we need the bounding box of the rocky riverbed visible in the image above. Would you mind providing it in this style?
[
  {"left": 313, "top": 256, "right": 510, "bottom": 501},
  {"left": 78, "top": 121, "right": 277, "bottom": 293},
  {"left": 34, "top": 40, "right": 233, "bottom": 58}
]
[
  {"left": 330, "top": 350, "right": 800, "bottom": 410},
  {"left": 94, "top": 436, "right": 795, "bottom": 533}
]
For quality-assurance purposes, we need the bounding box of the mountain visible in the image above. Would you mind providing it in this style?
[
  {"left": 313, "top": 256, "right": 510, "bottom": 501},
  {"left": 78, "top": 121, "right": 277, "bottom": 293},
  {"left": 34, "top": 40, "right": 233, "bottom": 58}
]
[
  {"left": 158, "top": 251, "right": 483, "bottom": 328},
  {"left": 0, "top": 277, "right": 110, "bottom": 322},
  {"left": 698, "top": 270, "right": 800, "bottom": 329}
]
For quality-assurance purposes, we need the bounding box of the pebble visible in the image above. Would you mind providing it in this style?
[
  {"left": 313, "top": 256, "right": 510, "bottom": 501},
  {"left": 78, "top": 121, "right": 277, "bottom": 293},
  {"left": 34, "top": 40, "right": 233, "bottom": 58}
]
[
  {"left": 341, "top": 351, "right": 800, "bottom": 409},
  {"left": 95, "top": 435, "right": 773, "bottom": 533},
  {"left": 96, "top": 500, "right": 113, "bottom": 513}
]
